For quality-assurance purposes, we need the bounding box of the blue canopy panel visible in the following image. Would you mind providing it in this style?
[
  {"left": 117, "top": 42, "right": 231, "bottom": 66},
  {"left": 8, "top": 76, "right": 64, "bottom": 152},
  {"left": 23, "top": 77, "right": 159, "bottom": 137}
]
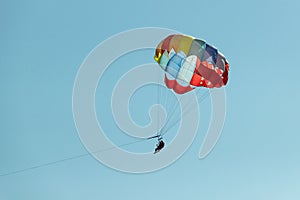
[
  {"left": 202, "top": 44, "right": 218, "bottom": 64},
  {"left": 165, "top": 51, "right": 186, "bottom": 78}
]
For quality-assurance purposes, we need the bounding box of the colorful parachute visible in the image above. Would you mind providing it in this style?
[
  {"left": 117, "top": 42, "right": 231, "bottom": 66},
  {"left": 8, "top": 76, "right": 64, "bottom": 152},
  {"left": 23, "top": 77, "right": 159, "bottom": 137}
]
[{"left": 154, "top": 34, "right": 229, "bottom": 94}]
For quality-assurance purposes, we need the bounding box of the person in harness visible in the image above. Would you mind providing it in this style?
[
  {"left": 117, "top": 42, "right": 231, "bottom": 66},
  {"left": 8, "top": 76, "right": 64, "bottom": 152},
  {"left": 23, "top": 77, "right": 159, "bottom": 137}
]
[
  {"left": 154, "top": 139, "right": 165, "bottom": 154},
  {"left": 148, "top": 134, "right": 165, "bottom": 154}
]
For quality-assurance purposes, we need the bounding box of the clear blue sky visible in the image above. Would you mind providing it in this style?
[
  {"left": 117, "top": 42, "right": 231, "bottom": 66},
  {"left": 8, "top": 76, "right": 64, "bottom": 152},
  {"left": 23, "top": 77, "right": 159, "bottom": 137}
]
[{"left": 1, "top": 0, "right": 300, "bottom": 199}]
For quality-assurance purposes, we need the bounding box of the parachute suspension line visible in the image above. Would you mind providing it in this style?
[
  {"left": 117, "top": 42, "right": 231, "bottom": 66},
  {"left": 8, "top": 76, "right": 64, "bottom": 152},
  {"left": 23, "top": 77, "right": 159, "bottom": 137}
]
[
  {"left": 159, "top": 85, "right": 170, "bottom": 134},
  {"left": 158, "top": 134, "right": 163, "bottom": 141},
  {"left": 163, "top": 84, "right": 170, "bottom": 123},
  {"left": 161, "top": 90, "right": 209, "bottom": 135},
  {"left": 158, "top": 90, "right": 199, "bottom": 136},
  {"left": 158, "top": 92, "right": 185, "bottom": 135},
  {"left": 164, "top": 88, "right": 209, "bottom": 131},
  {"left": 162, "top": 84, "right": 168, "bottom": 118},
  {"left": 157, "top": 68, "right": 160, "bottom": 134},
  {"left": 158, "top": 82, "right": 172, "bottom": 139},
  {"left": 158, "top": 89, "right": 203, "bottom": 135},
  {"left": 159, "top": 89, "right": 209, "bottom": 136},
  {"left": 159, "top": 90, "right": 210, "bottom": 136},
  {"left": 157, "top": 71, "right": 166, "bottom": 137}
]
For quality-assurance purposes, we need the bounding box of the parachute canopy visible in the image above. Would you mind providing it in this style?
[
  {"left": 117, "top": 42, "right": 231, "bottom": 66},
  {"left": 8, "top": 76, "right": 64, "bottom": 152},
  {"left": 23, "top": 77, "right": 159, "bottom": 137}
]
[{"left": 154, "top": 34, "right": 229, "bottom": 94}]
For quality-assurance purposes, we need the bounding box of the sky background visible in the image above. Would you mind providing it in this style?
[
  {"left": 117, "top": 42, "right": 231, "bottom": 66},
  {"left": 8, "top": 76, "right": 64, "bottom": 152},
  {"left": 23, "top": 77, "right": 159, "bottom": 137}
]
[{"left": 1, "top": 0, "right": 300, "bottom": 199}]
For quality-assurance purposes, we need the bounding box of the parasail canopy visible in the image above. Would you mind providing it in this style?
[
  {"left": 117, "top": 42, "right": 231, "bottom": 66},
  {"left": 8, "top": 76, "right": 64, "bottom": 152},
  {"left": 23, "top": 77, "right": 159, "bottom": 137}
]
[{"left": 154, "top": 34, "right": 229, "bottom": 94}]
